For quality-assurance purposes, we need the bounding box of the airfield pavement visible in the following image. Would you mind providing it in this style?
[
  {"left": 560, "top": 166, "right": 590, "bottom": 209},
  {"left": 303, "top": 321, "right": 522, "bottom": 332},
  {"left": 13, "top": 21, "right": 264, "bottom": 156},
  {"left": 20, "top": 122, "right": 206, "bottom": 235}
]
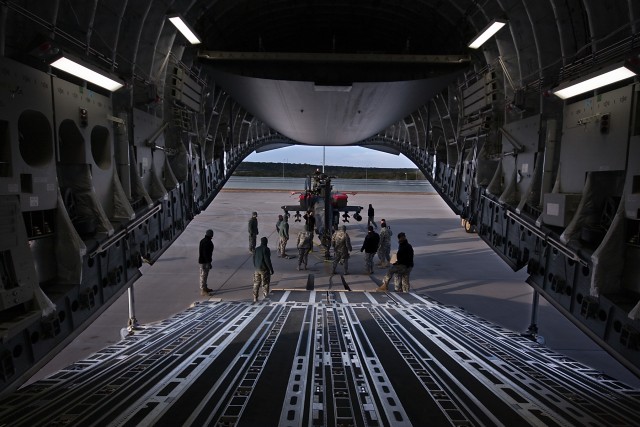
[{"left": 26, "top": 189, "right": 640, "bottom": 388}]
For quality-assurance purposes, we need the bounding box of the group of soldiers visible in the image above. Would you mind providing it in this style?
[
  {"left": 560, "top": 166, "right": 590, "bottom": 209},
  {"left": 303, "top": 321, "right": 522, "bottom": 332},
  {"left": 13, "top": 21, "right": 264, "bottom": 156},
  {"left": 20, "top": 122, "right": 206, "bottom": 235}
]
[
  {"left": 198, "top": 209, "right": 414, "bottom": 302},
  {"left": 328, "top": 219, "right": 393, "bottom": 274},
  {"left": 273, "top": 212, "right": 315, "bottom": 270},
  {"left": 330, "top": 219, "right": 413, "bottom": 293}
]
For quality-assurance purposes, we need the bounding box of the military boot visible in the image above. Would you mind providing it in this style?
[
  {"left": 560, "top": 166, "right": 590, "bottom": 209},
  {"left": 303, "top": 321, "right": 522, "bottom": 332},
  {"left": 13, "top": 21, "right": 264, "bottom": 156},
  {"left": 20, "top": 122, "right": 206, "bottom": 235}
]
[{"left": 376, "top": 282, "right": 388, "bottom": 292}]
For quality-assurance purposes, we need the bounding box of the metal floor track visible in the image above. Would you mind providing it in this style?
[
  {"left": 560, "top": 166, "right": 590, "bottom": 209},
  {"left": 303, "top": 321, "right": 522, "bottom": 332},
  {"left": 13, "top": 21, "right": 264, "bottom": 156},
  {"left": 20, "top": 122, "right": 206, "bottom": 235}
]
[{"left": 1, "top": 291, "right": 638, "bottom": 426}]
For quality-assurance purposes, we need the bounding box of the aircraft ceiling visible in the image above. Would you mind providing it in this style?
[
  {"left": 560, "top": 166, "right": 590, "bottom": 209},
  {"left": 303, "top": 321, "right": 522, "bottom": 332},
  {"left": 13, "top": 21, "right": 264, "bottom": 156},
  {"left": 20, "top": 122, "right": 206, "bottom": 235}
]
[
  {"left": 206, "top": 69, "right": 462, "bottom": 145},
  {"left": 2, "top": 1, "right": 637, "bottom": 145},
  {"left": 193, "top": 1, "right": 475, "bottom": 144}
]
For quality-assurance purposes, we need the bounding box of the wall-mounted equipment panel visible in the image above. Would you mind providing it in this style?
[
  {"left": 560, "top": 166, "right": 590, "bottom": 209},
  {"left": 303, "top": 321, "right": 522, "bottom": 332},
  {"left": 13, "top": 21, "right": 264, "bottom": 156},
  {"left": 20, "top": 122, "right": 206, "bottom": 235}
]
[
  {"left": 542, "top": 193, "right": 582, "bottom": 227},
  {"left": 171, "top": 66, "right": 203, "bottom": 113},
  {"left": 0, "top": 57, "right": 57, "bottom": 213},
  {"left": 560, "top": 86, "right": 633, "bottom": 194}
]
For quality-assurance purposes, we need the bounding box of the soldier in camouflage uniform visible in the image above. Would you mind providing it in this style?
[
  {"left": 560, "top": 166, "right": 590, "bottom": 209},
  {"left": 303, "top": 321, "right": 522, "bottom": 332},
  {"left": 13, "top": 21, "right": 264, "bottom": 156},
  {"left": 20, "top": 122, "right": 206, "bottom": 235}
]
[
  {"left": 278, "top": 215, "right": 290, "bottom": 258},
  {"left": 377, "top": 232, "right": 414, "bottom": 293},
  {"left": 377, "top": 219, "right": 392, "bottom": 267},
  {"left": 296, "top": 230, "right": 313, "bottom": 270},
  {"left": 252, "top": 237, "right": 274, "bottom": 303},
  {"left": 331, "top": 225, "right": 352, "bottom": 274}
]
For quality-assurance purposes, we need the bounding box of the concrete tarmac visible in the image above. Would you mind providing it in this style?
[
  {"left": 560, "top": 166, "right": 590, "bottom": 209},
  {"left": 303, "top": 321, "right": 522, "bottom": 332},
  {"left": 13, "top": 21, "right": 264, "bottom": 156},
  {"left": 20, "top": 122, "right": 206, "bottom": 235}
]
[{"left": 26, "top": 189, "right": 640, "bottom": 388}]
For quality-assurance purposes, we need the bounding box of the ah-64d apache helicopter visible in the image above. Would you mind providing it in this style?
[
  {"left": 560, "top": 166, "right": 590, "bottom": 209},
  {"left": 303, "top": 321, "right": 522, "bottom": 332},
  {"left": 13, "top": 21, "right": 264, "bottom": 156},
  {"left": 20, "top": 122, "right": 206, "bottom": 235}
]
[{"left": 282, "top": 170, "right": 363, "bottom": 257}]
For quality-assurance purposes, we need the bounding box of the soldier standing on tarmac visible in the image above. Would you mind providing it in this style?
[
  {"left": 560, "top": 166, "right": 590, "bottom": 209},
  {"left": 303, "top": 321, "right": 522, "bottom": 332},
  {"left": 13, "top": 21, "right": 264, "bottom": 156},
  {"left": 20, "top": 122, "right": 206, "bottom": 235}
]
[
  {"left": 361, "top": 225, "right": 380, "bottom": 274},
  {"left": 377, "top": 232, "right": 414, "bottom": 293},
  {"left": 253, "top": 237, "right": 274, "bottom": 303},
  {"left": 331, "top": 225, "right": 352, "bottom": 275},
  {"left": 198, "top": 229, "right": 214, "bottom": 296},
  {"left": 248, "top": 212, "right": 258, "bottom": 253},
  {"left": 377, "top": 219, "right": 392, "bottom": 267},
  {"left": 367, "top": 204, "right": 377, "bottom": 229},
  {"left": 278, "top": 215, "right": 290, "bottom": 258},
  {"left": 304, "top": 210, "right": 316, "bottom": 252},
  {"left": 296, "top": 230, "right": 313, "bottom": 270}
]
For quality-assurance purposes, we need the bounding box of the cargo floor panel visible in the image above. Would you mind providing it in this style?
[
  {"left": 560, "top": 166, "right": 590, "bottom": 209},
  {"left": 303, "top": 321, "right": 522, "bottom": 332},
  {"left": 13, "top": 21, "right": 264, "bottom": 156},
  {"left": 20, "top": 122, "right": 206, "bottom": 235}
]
[{"left": 1, "top": 293, "right": 638, "bottom": 426}]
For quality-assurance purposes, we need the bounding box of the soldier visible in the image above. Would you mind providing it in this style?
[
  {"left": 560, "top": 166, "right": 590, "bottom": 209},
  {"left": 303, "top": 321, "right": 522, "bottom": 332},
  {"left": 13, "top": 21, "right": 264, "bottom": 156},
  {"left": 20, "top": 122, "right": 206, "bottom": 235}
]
[
  {"left": 252, "top": 236, "right": 274, "bottom": 303},
  {"left": 331, "top": 225, "right": 352, "bottom": 275},
  {"left": 303, "top": 210, "right": 315, "bottom": 233},
  {"left": 304, "top": 210, "right": 316, "bottom": 252},
  {"left": 276, "top": 214, "right": 284, "bottom": 234},
  {"left": 367, "top": 204, "right": 377, "bottom": 229},
  {"left": 377, "top": 232, "right": 414, "bottom": 293},
  {"left": 296, "top": 230, "right": 313, "bottom": 270},
  {"left": 198, "top": 229, "right": 215, "bottom": 296},
  {"left": 248, "top": 211, "right": 258, "bottom": 253},
  {"left": 360, "top": 225, "right": 380, "bottom": 274},
  {"left": 278, "top": 215, "right": 290, "bottom": 258},
  {"left": 377, "top": 219, "right": 392, "bottom": 267}
]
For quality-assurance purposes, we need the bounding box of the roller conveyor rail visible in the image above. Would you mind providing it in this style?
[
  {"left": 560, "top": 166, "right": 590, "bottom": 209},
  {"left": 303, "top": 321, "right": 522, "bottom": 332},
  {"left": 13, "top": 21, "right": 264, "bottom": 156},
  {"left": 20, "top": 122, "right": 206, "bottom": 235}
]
[{"left": 1, "top": 291, "right": 638, "bottom": 426}]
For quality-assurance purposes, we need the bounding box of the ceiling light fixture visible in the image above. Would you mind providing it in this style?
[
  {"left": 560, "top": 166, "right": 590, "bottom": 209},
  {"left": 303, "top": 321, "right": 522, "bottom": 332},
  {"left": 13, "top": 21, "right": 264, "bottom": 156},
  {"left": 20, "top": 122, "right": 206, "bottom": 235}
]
[
  {"left": 468, "top": 19, "right": 507, "bottom": 49},
  {"left": 553, "top": 62, "right": 637, "bottom": 99},
  {"left": 168, "top": 14, "right": 201, "bottom": 45},
  {"left": 50, "top": 55, "right": 123, "bottom": 92}
]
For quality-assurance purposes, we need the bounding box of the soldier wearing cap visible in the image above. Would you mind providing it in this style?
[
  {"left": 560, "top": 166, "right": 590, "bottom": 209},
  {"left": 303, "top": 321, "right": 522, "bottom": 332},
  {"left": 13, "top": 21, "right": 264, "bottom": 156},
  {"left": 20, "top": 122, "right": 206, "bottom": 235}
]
[{"left": 198, "top": 229, "right": 214, "bottom": 296}]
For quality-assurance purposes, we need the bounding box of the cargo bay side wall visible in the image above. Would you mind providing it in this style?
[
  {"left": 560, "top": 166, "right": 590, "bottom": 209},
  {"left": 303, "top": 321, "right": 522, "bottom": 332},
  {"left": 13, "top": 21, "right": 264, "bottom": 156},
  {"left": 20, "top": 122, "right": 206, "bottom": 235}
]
[
  {"left": 364, "top": 75, "right": 640, "bottom": 379},
  {"left": 0, "top": 55, "right": 289, "bottom": 394}
]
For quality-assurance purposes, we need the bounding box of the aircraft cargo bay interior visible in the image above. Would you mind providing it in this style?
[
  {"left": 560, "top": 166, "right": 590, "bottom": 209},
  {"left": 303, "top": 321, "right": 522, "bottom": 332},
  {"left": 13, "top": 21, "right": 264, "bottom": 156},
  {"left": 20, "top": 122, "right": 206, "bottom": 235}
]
[{"left": 1, "top": 1, "right": 640, "bottom": 425}]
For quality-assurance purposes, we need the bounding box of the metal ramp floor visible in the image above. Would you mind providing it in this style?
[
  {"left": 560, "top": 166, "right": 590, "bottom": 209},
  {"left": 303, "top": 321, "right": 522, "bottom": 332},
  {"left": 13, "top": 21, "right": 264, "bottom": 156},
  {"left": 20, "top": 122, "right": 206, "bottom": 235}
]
[{"left": 1, "top": 290, "right": 638, "bottom": 426}]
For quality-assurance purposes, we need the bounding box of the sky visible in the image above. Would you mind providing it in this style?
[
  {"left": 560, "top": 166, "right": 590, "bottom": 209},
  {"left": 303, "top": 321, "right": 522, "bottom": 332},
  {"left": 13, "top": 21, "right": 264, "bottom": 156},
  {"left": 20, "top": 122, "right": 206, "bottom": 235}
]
[{"left": 244, "top": 145, "right": 417, "bottom": 169}]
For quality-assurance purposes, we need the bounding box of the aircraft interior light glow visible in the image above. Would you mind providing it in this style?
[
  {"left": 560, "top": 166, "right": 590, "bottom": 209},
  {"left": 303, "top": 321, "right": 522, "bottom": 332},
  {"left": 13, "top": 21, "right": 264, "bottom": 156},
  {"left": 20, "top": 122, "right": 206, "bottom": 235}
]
[
  {"left": 553, "top": 64, "right": 637, "bottom": 99},
  {"left": 50, "top": 56, "right": 124, "bottom": 91},
  {"left": 169, "top": 15, "right": 202, "bottom": 45},
  {"left": 468, "top": 19, "right": 507, "bottom": 49}
]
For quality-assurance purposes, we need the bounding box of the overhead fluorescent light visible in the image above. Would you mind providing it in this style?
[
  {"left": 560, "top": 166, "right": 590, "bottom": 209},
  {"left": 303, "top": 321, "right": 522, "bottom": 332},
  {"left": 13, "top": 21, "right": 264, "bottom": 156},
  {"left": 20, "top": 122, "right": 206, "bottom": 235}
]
[
  {"left": 168, "top": 14, "right": 201, "bottom": 45},
  {"left": 468, "top": 19, "right": 507, "bottom": 49},
  {"left": 553, "top": 63, "right": 637, "bottom": 99},
  {"left": 50, "top": 55, "right": 124, "bottom": 91}
]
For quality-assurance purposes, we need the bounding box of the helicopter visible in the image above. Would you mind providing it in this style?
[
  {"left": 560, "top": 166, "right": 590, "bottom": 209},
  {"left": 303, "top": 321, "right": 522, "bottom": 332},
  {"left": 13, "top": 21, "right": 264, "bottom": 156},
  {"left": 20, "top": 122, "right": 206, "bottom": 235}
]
[{"left": 282, "top": 170, "right": 363, "bottom": 257}]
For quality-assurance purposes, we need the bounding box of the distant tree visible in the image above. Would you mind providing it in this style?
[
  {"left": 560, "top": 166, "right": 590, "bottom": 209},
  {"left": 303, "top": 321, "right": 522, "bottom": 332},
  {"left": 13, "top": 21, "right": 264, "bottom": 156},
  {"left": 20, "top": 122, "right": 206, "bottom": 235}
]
[{"left": 235, "top": 162, "right": 424, "bottom": 180}]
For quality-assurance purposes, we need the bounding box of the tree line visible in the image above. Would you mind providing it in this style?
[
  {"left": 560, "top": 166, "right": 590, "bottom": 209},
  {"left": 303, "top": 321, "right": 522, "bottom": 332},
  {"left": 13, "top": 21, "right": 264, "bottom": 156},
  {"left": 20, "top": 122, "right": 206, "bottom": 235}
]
[{"left": 235, "top": 162, "right": 424, "bottom": 180}]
